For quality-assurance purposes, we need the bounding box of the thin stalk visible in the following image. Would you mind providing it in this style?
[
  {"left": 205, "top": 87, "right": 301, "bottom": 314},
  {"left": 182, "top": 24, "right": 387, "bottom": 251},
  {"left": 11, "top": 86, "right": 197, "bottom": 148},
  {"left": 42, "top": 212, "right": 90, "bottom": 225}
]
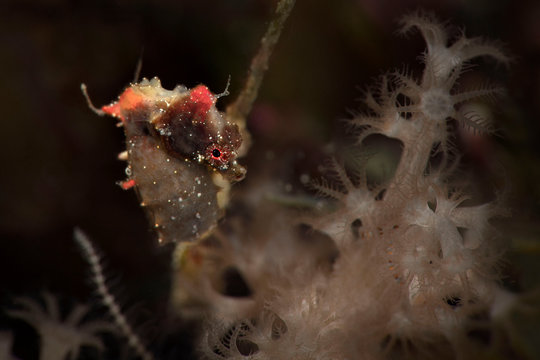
[{"left": 226, "top": 0, "right": 296, "bottom": 156}]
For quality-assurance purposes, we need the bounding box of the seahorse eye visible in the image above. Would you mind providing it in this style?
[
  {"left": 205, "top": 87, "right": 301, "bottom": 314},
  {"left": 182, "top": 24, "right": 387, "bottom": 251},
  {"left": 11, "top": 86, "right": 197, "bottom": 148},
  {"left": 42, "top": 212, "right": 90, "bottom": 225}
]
[
  {"left": 205, "top": 143, "right": 236, "bottom": 171},
  {"left": 211, "top": 148, "right": 221, "bottom": 158}
]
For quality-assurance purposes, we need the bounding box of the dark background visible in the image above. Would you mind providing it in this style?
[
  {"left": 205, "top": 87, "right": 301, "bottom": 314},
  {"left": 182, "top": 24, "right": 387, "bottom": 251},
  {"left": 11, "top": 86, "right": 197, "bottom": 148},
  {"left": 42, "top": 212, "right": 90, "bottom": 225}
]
[{"left": 1, "top": 0, "right": 539, "bottom": 358}]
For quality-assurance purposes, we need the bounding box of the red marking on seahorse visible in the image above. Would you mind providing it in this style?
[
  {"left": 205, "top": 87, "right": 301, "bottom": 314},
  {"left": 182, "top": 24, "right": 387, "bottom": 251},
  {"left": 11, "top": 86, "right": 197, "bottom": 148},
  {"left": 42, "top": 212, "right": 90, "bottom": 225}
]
[
  {"left": 120, "top": 179, "right": 137, "bottom": 190},
  {"left": 189, "top": 85, "right": 215, "bottom": 121},
  {"left": 102, "top": 88, "right": 144, "bottom": 122}
]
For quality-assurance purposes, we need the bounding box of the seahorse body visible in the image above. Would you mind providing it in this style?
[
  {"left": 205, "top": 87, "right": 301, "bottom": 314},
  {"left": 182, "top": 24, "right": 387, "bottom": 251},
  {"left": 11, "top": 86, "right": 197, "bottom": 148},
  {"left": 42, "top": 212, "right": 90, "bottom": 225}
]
[{"left": 100, "top": 77, "right": 244, "bottom": 244}]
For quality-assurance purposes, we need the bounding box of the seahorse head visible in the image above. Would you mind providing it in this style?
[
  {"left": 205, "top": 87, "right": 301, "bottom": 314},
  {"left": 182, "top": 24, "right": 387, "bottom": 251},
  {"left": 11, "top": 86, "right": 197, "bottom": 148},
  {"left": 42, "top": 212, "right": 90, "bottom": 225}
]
[{"left": 101, "top": 77, "right": 245, "bottom": 181}]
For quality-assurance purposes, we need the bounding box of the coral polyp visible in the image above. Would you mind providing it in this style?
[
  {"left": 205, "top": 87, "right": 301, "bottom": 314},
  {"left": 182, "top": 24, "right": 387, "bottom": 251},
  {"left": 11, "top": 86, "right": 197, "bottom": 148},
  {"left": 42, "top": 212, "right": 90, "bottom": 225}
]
[{"left": 194, "top": 13, "right": 510, "bottom": 360}]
